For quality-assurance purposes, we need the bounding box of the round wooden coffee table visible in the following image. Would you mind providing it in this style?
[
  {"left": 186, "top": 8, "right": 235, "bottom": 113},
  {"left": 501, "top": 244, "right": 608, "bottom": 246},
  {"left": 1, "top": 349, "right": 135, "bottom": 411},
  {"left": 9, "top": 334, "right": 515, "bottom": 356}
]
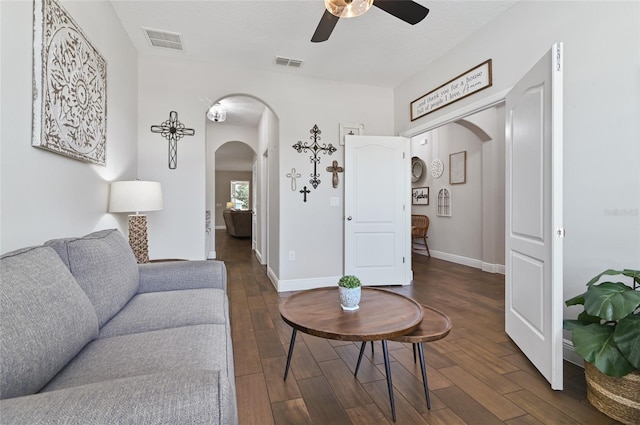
[{"left": 279, "top": 287, "right": 423, "bottom": 421}]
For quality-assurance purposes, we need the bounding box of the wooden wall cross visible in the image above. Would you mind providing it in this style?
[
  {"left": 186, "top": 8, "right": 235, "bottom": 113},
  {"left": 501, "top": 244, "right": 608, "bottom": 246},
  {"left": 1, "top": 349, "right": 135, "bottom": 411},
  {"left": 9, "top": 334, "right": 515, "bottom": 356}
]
[
  {"left": 326, "top": 160, "right": 344, "bottom": 188},
  {"left": 292, "top": 124, "right": 337, "bottom": 189},
  {"left": 150, "top": 111, "right": 195, "bottom": 169}
]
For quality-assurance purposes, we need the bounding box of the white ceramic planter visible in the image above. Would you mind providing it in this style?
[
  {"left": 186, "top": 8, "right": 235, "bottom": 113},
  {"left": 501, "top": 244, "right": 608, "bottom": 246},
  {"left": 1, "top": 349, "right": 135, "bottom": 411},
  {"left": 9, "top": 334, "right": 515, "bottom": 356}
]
[{"left": 339, "top": 286, "right": 361, "bottom": 311}]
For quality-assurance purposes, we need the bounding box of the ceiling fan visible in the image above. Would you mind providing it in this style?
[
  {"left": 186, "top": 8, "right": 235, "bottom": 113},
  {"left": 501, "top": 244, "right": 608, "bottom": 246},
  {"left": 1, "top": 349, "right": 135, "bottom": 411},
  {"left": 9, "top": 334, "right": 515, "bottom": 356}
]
[{"left": 312, "top": 0, "right": 429, "bottom": 42}]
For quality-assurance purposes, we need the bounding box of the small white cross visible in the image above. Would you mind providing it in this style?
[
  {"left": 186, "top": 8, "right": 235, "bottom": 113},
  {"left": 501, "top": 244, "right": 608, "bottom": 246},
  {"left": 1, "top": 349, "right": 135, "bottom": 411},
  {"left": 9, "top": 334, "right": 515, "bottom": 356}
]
[{"left": 286, "top": 168, "right": 302, "bottom": 191}]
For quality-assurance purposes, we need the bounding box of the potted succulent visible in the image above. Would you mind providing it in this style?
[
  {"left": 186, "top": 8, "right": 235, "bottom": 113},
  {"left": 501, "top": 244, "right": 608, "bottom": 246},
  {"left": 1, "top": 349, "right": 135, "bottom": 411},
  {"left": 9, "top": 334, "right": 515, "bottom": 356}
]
[
  {"left": 563, "top": 268, "right": 640, "bottom": 425},
  {"left": 338, "top": 275, "right": 361, "bottom": 311}
]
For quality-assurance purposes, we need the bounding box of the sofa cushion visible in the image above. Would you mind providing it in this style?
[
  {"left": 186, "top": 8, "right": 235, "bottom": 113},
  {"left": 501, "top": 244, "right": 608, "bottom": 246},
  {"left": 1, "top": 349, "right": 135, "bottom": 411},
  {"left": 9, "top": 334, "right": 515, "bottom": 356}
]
[
  {"left": 0, "top": 370, "right": 235, "bottom": 425},
  {"left": 138, "top": 260, "right": 227, "bottom": 292},
  {"left": 43, "top": 324, "right": 234, "bottom": 392},
  {"left": 99, "top": 288, "right": 229, "bottom": 338},
  {"left": 45, "top": 229, "right": 139, "bottom": 327},
  {"left": 0, "top": 246, "right": 99, "bottom": 399}
]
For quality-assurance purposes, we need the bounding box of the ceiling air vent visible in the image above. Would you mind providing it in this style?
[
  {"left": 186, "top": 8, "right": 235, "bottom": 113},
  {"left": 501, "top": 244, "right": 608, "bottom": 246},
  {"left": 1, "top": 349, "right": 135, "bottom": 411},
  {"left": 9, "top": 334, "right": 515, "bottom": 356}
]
[
  {"left": 274, "top": 56, "right": 304, "bottom": 68},
  {"left": 144, "top": 28, "right": 183, "bottom": 51}
]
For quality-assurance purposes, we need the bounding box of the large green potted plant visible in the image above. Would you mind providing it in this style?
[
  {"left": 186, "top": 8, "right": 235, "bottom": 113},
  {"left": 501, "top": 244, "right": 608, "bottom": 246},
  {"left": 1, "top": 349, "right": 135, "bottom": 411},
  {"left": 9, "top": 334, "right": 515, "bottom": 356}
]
[{"left": 563, "top": 268, "right": 640, "bottom": 425}]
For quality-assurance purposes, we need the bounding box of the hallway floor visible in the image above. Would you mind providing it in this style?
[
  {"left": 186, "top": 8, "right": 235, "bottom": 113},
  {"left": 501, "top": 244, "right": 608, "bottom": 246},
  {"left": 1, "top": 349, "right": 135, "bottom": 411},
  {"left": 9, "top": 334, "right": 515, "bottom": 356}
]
[{"left": 216, "top": 230, "right": 619, "bottom": 425}]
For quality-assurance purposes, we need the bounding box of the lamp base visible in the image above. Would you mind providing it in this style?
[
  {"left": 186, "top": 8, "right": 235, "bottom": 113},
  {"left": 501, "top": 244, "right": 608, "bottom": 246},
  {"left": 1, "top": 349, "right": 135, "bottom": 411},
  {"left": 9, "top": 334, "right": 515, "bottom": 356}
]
[{"left": 128, "top": 214, "right": 149, "bottom": 263}]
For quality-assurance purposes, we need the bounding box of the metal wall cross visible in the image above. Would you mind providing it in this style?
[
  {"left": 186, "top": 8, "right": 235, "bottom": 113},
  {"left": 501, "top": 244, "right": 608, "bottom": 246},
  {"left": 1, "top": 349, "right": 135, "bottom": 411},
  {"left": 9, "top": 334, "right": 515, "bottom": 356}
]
[
  {"left": 326, "top": 160, "right": 344, "bottom": 188},
  {"left": 292, "top": 124, "right": 337, "bottom": 189},
  {"left": 300, "top": 186, "right": 311, "bottom": 202},
  {"left": 151, "top": 111, "right": 195, "bottom": 169}
]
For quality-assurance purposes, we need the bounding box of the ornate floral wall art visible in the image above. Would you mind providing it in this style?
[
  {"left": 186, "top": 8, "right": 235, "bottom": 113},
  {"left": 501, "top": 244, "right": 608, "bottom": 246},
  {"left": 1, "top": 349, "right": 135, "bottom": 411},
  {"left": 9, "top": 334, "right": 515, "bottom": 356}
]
[{"left": 32, "top": 0, "right": 107, "bottom": 165}]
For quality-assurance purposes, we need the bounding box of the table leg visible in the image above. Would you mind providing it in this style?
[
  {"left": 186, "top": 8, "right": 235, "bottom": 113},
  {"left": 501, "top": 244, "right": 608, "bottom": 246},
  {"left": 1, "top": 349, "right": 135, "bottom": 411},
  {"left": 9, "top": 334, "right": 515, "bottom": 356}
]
[
  {"left": 416, "top": 343, "right": 431, "bottom": 409},
  {"left": 283, "top": 328, "right": 297, "bottom": 381},
  {"left": 382, "top": 340, "right": 397, "bottom": 422},
  {"left": 354, "top": 341, "right": 367, "bottom": 376}
]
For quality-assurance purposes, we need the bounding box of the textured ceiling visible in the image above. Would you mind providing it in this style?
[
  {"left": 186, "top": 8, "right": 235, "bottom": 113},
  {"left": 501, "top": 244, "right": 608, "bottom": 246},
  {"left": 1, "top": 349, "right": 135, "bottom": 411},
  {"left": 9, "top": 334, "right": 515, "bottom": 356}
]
[{"left": 111, "top": 0, "right": 519, "bottom": 89}]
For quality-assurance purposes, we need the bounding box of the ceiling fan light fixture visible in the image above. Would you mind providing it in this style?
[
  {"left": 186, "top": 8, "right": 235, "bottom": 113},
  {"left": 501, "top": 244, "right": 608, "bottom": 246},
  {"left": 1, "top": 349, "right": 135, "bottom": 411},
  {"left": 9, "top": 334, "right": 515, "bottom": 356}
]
[
  {"left": 325, "top": 0, "right": 373, "bottom": 18},
  {"left": 207, "top": 103, "right": 227, "bottom": 122}
]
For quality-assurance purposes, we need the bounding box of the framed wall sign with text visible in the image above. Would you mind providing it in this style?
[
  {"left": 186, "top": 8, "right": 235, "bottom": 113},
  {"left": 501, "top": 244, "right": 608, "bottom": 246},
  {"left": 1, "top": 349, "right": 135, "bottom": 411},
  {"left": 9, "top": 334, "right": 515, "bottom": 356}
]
[
  {"left": 411, "top": 60, "right": 492, "bottom": 121},
  {"left": 412, "top": 187, "right": 429, "bottom": 205}
]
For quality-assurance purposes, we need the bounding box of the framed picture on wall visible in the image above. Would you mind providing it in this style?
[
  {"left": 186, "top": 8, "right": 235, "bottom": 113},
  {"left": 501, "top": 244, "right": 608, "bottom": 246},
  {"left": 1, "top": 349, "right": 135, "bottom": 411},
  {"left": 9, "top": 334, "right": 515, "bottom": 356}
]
[
  {"left": 450, "top": 151, "right": 467, "bottom": 184},
  {"left": 412, "top": 187, "right": 429, "bottom": 205},
  {"left": 339, "top": 123, "right": 364, "bottom": 146},
  {"left": 32, "top": 0, "right": 107, "bottom": 165}
]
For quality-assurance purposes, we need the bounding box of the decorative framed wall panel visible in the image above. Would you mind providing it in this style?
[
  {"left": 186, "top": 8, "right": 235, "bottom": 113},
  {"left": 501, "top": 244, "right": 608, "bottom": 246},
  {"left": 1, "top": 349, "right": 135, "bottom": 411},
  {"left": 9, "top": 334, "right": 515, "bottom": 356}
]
[
  {"left": 449, "top": 151, "right": 467, "bottom": 184},
  {"left": 32, "top": 0, "right": 107, "bottom": 165}
]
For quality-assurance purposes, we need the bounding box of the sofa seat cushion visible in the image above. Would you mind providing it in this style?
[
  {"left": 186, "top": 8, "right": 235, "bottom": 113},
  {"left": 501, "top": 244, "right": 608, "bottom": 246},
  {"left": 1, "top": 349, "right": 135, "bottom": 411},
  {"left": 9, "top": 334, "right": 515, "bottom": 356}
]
[
  {"left": 42, "top": 324, "right": 234, "bottom": 393},
  {"left": 98, "top": 288, "right": 229, "bottom": 338},
  {"left": 0, "top": 246, "right": 99, "bottom": 399},
  {"left": 45, "top": 229, "right": 139, "bottom": 328},
  {"left": 1, "top": 369, "right": 235, "bottom": 425}
]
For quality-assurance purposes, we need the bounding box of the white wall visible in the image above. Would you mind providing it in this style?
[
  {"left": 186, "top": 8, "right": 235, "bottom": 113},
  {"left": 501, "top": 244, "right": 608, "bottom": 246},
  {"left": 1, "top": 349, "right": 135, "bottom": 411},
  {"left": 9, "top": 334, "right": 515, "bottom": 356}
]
[
  {"left": 257, "top": 108, "right": 278, "bottom": 269},
  {"left": 0, "top": 0, "right": 138, "bottom": 253},
  {"left": 395, "top": 1, "right": 640, "bottom": 321},
  {"left": 137, "top": 55, "right": 394, "bottom": 285}
]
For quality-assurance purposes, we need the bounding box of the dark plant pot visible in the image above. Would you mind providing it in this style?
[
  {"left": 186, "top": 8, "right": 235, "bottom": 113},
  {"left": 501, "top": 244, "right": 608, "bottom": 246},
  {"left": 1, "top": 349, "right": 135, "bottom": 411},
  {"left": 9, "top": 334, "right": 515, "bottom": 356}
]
[{"left": 584, "top": 361, "right": 640, "bottom": 425}]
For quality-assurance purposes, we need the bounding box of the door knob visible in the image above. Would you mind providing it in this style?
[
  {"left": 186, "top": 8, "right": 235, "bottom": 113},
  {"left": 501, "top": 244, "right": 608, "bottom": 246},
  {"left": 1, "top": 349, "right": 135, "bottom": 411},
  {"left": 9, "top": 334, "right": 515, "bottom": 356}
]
[{"left": 347, "top": 216, "right": 352, "bottom": 221}]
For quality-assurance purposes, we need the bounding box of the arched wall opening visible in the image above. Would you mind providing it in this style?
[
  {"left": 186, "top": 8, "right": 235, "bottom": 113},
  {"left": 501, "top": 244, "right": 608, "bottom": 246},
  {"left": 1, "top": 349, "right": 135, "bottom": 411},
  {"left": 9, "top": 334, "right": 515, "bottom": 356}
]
[
  {"left": 409, "top": 104, "right": 506, "bottom": 272},
  {"left": 204, "top": 94, "right": 279, "bottom": 267}
]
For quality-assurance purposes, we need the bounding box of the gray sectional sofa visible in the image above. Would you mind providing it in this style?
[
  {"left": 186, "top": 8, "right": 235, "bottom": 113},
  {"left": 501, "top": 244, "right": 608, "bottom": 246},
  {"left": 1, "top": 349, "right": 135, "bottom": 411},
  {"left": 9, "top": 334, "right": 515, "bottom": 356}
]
[{"left": 0, "top": 229, "right": 237, "bottom": 424}]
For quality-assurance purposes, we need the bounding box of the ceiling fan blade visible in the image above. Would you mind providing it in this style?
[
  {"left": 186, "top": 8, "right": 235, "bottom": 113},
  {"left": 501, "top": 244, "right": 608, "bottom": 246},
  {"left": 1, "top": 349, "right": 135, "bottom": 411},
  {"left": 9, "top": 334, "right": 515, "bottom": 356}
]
[
  {"left": 311, "top": 9, "right": 340, "bottom": 42},
  {"left": 373, "top": 0, "right": 429, "bottom": 25}
]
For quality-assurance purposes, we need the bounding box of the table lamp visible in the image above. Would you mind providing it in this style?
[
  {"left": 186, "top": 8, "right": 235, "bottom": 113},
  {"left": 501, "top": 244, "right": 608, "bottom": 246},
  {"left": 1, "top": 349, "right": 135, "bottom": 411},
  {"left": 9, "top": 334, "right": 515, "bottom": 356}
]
[{"left": 108, "top": 180, "right": 163, "bottom": 263}]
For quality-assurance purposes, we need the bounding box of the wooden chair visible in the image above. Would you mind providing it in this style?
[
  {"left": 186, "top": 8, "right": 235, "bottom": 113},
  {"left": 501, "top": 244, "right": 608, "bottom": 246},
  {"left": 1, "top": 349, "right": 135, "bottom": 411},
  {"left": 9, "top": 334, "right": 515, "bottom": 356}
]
[
  {"left": 354, "top": 305, "right": 451, "bottom": 410},
  {"left": 411, "top": 214, "right": 430, "bottom": 256}
]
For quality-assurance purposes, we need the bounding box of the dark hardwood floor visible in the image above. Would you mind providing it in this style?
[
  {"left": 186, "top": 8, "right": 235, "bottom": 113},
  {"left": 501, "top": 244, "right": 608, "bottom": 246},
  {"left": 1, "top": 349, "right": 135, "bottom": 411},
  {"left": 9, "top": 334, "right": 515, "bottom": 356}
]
[{"left": 216, "top": 230, "right": 619, "bottom": 425}]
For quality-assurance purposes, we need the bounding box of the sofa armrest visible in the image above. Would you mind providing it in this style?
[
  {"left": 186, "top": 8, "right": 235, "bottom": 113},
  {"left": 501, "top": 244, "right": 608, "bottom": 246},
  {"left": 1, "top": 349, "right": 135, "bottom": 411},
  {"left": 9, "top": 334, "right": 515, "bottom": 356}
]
[
  {"left": 137, "top": 260, "right": 227, "bottom": 293},
  {"left": 0, "top": 370, "right": 237, "bottom": 425}
]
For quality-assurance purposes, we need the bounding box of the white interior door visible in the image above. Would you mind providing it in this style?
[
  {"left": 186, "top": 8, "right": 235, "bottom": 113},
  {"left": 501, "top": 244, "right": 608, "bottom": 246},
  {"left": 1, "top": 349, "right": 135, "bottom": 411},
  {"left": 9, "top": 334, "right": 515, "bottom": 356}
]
[
  {"left": 505, "top": 43, "right": 564, "bottom": 389},
  {"left": 344, "top": 135, "right": 411, "bottom": 286}
]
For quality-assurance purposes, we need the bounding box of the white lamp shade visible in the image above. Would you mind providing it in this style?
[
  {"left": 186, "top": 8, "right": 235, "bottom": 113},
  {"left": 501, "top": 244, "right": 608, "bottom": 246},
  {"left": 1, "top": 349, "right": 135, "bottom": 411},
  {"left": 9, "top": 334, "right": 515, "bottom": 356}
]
[{"left": 108, "top": 181, "right": 163, "bottom": 213}]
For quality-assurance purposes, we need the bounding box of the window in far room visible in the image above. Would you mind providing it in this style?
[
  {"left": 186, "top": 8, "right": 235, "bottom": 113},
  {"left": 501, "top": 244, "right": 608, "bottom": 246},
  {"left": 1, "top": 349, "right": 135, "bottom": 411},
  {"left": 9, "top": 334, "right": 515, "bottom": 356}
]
[{"left": 231, "top": 180, "right": 250, "bottom": 210}]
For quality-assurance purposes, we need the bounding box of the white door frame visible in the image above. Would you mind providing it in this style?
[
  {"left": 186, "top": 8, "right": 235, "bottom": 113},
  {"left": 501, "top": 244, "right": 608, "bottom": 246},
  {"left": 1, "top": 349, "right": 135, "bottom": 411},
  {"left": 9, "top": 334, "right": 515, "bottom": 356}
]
[
  {"left": 400, "top": 89, "right": 510, "bottom": 139},
  {"left": 400, "top": 54, "right": 563, "bottom": 390}
]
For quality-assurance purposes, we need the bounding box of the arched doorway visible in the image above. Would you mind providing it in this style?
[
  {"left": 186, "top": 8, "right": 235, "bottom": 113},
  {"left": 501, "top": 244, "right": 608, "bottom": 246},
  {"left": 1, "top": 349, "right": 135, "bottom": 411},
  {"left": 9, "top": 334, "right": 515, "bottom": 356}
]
[
  {"left": 409, "top": 105, "right": 506, "bottom": 273},
  {"left": 204, "top": 94, "right": 279, "bottom": 269}
]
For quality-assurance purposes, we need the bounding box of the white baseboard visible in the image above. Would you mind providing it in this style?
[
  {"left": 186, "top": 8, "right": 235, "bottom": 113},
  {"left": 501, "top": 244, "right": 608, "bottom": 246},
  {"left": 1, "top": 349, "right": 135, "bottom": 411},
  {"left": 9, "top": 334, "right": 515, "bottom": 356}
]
[
  {"left": 254, "top": 249, "right": 264, "bottom": 265},
  {"left": 413, "top": 248, "right": 505, "bottom": 275},
  {"left": 215, "top": 225, "right": 226, "bottom": 230},
  {"left": 482, "top": 262, "right": 506, "bottom": 275},
  {"left": 274, "top": 275, "right": 342, "bottom": 292},
  {"left": 266, "top": 266, "right": 278, "bottom": 291},
  {"left": 270, "top": 275, "right": 411, "bottom": 292},
  {"left": 207, "top": 251, "right": 216, "bottom": 259},
  {"left": 563, "top": 338, "right": 584, "bottom": 367}
]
